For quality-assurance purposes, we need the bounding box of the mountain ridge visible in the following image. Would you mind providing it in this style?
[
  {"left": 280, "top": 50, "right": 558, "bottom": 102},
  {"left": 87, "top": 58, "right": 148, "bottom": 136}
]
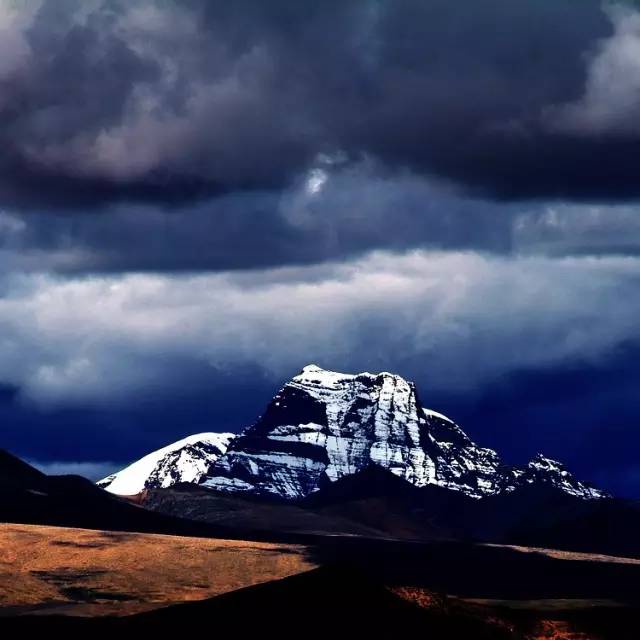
[
  {"left": 202, "top": 365, "right": 607, "bottom": 500},
  {"left": 100, "top": 365, "right": 607, "bottom": 502}
]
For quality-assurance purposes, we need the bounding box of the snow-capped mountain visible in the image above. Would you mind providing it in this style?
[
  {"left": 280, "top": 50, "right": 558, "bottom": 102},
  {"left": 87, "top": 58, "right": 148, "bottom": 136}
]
[
  {"left": 98, "top": 432, "right": 235, "bottom": 495},
  {"left": 201, "top": 365, "right": 607, "bottom": 501},
  {"left": 515, "top": 453, "right": 605, "bottom": 500}
]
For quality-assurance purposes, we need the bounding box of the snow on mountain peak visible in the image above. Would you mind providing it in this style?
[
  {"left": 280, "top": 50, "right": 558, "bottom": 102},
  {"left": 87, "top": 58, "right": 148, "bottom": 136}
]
[
  {"left": 98, "top": 432, "right": 235, "bottom": 495},
  {"left": 529, "top": 453, "right": 564, "bottom": 472},
  {"left": 202, "top": 365, "right": 608, "bottom": 501},
  {"left": 521, "top": 453, "right": 608, "bottom": 499},
  {"left": 423, "top": 408, "right": 454, "bottom": 424},
  {"left": 98, "top": 366, "right": 608, "bottom": 503}
]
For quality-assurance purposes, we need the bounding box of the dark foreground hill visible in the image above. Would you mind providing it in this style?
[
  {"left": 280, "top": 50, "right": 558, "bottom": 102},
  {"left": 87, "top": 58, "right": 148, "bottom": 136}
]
[
  {"left": 4, "top": 447, "right": 640, "bottom": 563},
  {"left": 0, "top": 449, "right": 253, "bottom": 539},
  {"left": 306, "top": 467, "right": 640, "bottom": 558},
  {"left": 143, "top": 464, "right": 640, "bottom": 558},
  {"left": 3, "top": 565, "right": 640, "bottom": 640}
]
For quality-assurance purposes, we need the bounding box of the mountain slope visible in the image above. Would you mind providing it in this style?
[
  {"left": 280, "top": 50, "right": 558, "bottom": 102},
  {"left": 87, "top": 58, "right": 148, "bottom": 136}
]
[
  {"left": 98, "top": 433, "right": 235, "bottom": 495},
  {"left": 0, "top": 449, "right": 48, "bottom": 490},
  {"left": 202, "top": 365, "right": 606, "bottom": 501},
  {"left": 0, "top": 449, "right": 243, "bottom": 538}
]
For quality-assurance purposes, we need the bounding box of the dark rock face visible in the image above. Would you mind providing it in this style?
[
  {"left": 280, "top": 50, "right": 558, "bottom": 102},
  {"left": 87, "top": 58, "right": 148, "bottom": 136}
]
[{"left": 202, "top": 365, "right": 607, "bottom": 501}]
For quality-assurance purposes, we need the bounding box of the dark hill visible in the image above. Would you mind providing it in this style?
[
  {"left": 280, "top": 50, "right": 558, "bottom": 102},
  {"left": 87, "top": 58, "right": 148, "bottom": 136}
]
[{"left": 0, "top": 449, "right": 251, "bottom": 539}]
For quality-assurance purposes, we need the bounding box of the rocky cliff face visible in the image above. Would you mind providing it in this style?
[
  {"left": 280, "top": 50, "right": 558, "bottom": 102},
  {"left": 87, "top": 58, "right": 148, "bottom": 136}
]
[{"left": 202, "top": 365, "right": 607, "bottom": 501}]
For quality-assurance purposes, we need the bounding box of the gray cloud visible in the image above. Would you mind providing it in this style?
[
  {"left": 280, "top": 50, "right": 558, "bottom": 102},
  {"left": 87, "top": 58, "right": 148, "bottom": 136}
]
[
  {"left": 513, "top": 203, "right": 640, "bottom": 256},
  {"left": 0, "top": 249, "right": 638, "bottom": 408},
  {"left": 0, "top": 162, "right": 516, "bottom": 272}
]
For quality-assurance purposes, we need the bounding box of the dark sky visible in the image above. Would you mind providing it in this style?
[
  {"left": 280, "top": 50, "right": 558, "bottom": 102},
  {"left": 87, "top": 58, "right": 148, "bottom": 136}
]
[{"left": 2, "top": 0, "right": 640, "bottom": 496}]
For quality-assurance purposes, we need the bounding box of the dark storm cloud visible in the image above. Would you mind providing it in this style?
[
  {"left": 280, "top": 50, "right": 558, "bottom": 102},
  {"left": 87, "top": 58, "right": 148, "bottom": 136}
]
[
  {"left": 1, "top": 0, "right": 634, "bottom": 210},
  {"left": 0, "top": 165, "right": 518, "bottom": 273},
  {"left": 0, "top": 249, "right": 638, "bottom": 416},
  {"left": 4, "top": 172, "right": 640, "bottom": 275}
]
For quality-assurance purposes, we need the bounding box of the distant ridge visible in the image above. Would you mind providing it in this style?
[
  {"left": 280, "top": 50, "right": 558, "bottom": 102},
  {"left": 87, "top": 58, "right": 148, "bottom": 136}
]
[{"left": 0, "top": 449, "right": 237, "bottom": 538}]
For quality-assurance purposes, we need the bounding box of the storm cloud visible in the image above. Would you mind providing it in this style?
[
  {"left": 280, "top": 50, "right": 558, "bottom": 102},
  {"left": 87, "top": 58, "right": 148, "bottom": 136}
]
[
  {"left": 4, "top": 162, "right": 640, "bottom": 274},
  {"left": 2, "top": 0, "right": 639, "bottom": 209},
  {"left": 0, "top": 249, "right": 636, "bottom": 407}
]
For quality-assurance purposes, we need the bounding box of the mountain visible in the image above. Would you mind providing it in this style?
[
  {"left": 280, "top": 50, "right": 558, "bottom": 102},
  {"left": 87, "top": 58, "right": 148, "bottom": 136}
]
[
  {"left": 201, "top": 365, "right": 607, "bottom": 501},
  {"left": 0, "top": 449, "right": 246, "bottom": 538},
  {"left": 0, "top": 449, "right": 49, "bottom": 490},
  {"left": 515, "top": 453, "right": 605, "bottom": 499},
  {"left": 98, "top": 433, "right": 235, "bottom": 495}
]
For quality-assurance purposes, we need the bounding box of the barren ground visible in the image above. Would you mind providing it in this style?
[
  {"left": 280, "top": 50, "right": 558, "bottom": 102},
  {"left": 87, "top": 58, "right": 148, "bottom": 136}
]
[{"left": 0, "top": 523, "right": 316, "bottom": 616}]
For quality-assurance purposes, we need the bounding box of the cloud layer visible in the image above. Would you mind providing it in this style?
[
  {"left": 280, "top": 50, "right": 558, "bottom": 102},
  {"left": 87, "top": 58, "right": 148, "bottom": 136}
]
[
  {"left": 3, "top": 163, "right": 640, "bottom": 274},
  {"left": 0, "top": 249, "right": 636, "bottom": 407}
]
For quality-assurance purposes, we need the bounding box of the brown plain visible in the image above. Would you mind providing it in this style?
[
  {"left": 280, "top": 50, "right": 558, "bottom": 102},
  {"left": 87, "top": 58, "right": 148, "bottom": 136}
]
[{"left": 0, "top": 523, "right": 316, "bottom": 616}]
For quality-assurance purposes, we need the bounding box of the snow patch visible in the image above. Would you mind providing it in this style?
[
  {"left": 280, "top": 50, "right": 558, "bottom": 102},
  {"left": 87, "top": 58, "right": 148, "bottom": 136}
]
[{"left": 98, "top": 432, "right": 235, "bottom": 495}]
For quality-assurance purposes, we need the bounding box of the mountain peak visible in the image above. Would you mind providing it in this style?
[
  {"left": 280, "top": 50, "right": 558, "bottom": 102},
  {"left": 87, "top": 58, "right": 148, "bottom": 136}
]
[
  {"left": 300, "top": 363, "right": 324, "bottom": 374},
  {"left": 100, "top": 366, "right": 609, "bottom": 503},
  {"left": 296, "top": 364, "right": 408, "bottom": 382},
  {"left": 528, "top": 453, "right": 565, "bottom": 471},
  {"left": 203, "top": 365, "right": 608, "bottom": 501},
  {"left": 522, "top": 452, "right": 608, "bottom": 500}
]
